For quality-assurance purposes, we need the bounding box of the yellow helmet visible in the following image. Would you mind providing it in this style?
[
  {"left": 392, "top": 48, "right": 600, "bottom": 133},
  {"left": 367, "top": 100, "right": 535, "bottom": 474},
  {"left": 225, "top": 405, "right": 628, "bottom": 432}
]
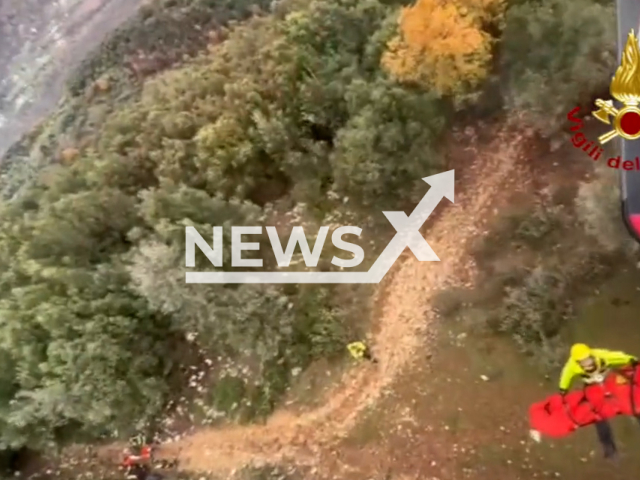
[{"left": 571, "top": 343, "right": 591, "bottom": 362}]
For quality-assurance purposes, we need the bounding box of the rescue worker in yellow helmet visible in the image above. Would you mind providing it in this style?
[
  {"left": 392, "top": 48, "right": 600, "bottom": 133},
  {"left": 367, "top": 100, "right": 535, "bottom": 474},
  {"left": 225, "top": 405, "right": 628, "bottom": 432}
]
[
  {"left": 558, "top": 343, "right": 639, "bottom": 459},
  {"left": 559, "top": 343, "right": 638, "bottom": 393},
  {"left": 347, "top": 341, "right": 378, "bottom": 363}
]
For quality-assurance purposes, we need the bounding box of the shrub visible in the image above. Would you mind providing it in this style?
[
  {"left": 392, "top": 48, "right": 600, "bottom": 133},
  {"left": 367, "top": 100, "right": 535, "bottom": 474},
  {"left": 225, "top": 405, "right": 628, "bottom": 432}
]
[
  {"left": 513, "top": 203, "right": 564, "bottom": 245},
  {"left": 498, "top": 267, "right": 571, "bottom": 369},
  {"left": 576, "top": 164, "right": 638, "bottom": 255}
]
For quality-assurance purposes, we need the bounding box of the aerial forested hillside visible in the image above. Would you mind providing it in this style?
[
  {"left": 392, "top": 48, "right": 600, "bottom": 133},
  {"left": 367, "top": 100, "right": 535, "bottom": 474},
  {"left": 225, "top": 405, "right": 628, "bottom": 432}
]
[{"left": 0, "top": 0, "right": 621, "bottom": 476}]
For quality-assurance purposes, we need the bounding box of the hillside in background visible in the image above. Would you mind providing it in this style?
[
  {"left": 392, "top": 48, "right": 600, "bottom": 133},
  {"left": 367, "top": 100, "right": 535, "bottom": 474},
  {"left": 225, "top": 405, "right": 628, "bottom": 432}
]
[
  {"left": 0, "top": 0, "right": 143, "bottom": 156},
  {"left": 1, "top": 0, "right": 638, "bottom": 479}
]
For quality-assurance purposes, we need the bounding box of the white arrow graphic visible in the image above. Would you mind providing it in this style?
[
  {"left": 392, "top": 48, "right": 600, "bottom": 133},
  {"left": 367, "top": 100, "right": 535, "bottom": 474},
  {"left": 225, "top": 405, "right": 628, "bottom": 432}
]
[
  {"left": 185, "top": 170, "right": 455, "bottom": 283},
  {"left": 366, "top": 169, "right": 454, "bottom": 283}
]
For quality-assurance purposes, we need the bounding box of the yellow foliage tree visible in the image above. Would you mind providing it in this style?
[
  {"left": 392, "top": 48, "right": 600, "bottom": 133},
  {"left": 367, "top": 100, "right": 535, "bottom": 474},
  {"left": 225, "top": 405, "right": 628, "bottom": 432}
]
[{"left": 382, "top": 0, "right": 504, "bottom": 96}]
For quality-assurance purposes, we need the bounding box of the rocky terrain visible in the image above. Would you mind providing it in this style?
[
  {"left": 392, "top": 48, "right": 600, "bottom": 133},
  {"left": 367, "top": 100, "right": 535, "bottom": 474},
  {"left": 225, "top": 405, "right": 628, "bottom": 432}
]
[{"left": 0, "top": 0, "right": 141, "bottom": 156}]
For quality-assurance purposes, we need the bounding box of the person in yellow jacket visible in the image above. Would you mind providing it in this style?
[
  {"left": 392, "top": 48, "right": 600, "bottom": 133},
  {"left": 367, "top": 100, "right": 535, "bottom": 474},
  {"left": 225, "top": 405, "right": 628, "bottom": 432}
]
[
  {"left": 558, "top": 343, "right": 640, "bottom": 459},
  {"left": 559, "top": 344, "right": 638, "bottom": 393},
  {"left": 347, "top": 341, "right": 377, "bottom": 363}
]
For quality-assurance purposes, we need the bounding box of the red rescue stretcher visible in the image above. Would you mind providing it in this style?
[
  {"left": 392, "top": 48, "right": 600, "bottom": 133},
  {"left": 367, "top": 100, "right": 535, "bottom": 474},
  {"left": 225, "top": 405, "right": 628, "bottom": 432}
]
[{"left": 529, "top": 365, "right": 640, "bottom": 438}]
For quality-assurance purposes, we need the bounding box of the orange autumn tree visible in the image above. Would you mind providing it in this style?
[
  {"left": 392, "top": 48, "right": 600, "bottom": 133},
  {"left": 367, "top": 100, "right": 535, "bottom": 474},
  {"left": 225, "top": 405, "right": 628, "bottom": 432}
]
[{"left": 382, "top": 0, "right": 504, "bottom": 97}]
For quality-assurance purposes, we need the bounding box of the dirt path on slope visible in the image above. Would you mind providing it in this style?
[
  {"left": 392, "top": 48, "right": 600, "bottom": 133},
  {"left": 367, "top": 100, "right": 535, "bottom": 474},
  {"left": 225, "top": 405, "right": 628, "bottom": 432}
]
[{"left": 99, "top": 127, "right": 532, "bottom": 477}]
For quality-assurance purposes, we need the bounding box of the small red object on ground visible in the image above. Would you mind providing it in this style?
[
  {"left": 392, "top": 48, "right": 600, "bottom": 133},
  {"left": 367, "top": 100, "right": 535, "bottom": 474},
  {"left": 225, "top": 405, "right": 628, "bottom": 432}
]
[{"left": 122, "top": 445, "right": 153, "bottom": 467}]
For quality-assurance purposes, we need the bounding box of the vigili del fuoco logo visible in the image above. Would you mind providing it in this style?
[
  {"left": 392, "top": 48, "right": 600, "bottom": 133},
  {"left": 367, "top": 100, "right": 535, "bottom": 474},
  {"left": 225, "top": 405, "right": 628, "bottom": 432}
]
[
  {"left": 566, "top": 29, "right": 640, "bottom": 171},
  {"left": 592, "top": 29, "right": 640, "bottom": 143}
]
